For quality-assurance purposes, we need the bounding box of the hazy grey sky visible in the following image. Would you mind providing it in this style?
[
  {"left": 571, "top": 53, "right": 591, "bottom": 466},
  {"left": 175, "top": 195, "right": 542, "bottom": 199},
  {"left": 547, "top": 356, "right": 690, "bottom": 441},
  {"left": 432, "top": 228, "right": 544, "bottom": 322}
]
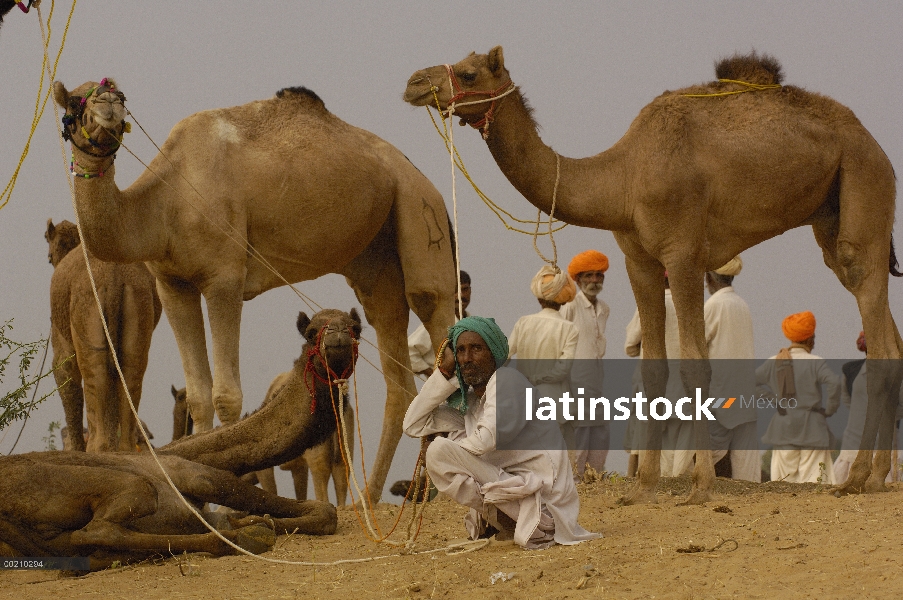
[{"left": 1, "top": 2, "right": 901, "bottom": 498}]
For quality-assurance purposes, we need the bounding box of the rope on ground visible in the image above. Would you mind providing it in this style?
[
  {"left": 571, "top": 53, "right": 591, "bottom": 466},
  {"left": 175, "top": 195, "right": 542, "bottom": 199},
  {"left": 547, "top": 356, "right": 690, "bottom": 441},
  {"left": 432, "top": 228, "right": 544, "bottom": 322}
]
[{"left": 0, "top": 0, "right": 76, "bottom": 212}]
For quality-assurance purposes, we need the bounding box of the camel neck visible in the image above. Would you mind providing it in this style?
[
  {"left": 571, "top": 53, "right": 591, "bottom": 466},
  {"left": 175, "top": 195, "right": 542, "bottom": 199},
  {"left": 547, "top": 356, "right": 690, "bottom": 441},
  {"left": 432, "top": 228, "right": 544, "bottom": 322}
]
[
  {"left": 70, "top": 148, "right": 167, "bottom": 263},
  {"left": 483, "top": 88, "right": 632, "bottom": 231}
]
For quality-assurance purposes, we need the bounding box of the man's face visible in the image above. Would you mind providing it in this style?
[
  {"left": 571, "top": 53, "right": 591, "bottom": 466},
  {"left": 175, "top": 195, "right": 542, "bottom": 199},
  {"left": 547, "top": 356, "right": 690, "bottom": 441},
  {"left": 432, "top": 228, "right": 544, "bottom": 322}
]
[
  {"left": 454, "top": 282, "right": 472, "bottom": 317},
  {"left": 576, "top": 271, "right": 605, "bottom": 297},
  {"left": 455, "top": 331, "right": 495, "bottom": 388}
]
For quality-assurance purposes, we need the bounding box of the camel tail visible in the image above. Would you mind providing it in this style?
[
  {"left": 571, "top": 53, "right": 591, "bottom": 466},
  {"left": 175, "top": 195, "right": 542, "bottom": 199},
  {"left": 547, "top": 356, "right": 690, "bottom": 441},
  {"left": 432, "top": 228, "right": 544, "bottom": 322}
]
[{"left": 891, "top": 235, "right": 903, "bottom": 277}]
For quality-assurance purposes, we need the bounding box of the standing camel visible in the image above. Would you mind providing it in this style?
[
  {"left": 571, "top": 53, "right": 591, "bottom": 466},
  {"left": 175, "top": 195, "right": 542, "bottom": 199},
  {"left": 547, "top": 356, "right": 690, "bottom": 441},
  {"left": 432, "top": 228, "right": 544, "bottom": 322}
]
[
  {"left": 53, "top": 79, "right": 456, "bottom": 501},
  {"left": 46, "top": 219, "right": 162, "bottom": 452},
  {"left": 0, "top": 307, "right": 360, "bottom": 569},
  {"left": 404, "top": 47, "right": 903, "bottom": 503}
]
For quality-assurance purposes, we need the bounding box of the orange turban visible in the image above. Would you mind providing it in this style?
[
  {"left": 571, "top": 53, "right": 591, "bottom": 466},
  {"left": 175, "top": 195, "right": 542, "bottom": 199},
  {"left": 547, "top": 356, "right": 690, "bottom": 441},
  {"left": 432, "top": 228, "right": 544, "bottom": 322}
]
[
  {"left": 782, "top": 311, "right": 816, "bottom": 342},
  {"left": 531, "top": 265, "right": 576, "bottom": 304},
  {"left": 856, "top": 331, "right": 866, "bottom": 353},
  {"left": 568, "top": 250, "right": 609, "bottom": 279}
]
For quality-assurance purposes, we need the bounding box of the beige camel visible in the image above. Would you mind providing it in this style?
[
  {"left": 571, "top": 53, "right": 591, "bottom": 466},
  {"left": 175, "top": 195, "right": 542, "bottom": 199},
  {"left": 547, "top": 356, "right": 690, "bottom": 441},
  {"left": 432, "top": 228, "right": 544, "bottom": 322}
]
[
  {"left": 53, "top": 79, "right": 456, "bottom": 500},
  {"left": 0, "top": 307, "right": 359, "bottom": 568},
  {"left": 46, "top": 219, "right": 162, "bottom": 452},
  {"left": 405, "top": 48, "right": 903, "bottom": 503}
]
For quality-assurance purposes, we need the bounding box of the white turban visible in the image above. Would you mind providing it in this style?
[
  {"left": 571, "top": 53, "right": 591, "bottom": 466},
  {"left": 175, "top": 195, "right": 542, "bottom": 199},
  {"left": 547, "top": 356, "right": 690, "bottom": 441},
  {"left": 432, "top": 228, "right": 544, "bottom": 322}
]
[
  {"left": 530, "top": 265, "right": 576, "bottom": 304},
  {"left": 714, "top": 255, "right": 743, "bottom": 276}
]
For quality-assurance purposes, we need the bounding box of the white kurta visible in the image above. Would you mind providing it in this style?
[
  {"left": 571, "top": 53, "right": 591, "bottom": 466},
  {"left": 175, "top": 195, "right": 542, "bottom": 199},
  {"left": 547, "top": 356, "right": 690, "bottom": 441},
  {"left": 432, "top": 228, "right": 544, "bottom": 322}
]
[
  {"left": 758, "top": 347, "right": 841, "bottom": 483},
  {"left": 560, "top": 290, "right": 610, "bottom": 360},
  {"left": 408, "top": 323, "right": 434, "bottom": 375},
  {"left": 403, "top": 368, "right": 600, "bottom": 548},
  {"left": 703, "top": 286, "right": 759, "bottom": 481},
  {"left": 507, "top": 308, "right": 578, "bottom": 410}
]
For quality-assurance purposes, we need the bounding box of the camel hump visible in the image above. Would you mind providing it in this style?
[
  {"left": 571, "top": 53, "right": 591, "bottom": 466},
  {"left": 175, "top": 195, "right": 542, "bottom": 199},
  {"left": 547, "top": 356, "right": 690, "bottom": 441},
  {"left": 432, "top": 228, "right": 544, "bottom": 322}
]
[
  {"left": 715, "top": 52, "right": 784, "bottom": 86},
  {"left": 274, "top": 86, "right": 328, "bottom": 111}
]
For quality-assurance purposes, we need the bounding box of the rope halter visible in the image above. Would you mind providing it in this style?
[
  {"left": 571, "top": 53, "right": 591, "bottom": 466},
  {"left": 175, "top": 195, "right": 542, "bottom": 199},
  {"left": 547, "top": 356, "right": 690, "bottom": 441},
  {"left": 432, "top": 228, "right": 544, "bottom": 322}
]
[
  {"left": 443, "top": 64, "right": 515, "bottom": 139},
  {"left": 302, "top": 318, "right": 360, "bottom": 414},
  {"left": 61, "top": 78, "right": 130, "bottom": 160}
]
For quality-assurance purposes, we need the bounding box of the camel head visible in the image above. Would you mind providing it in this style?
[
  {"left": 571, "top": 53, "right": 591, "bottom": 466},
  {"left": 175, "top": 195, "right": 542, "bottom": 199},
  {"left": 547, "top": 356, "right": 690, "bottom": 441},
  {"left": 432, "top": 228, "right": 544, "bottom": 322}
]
[
  {"left": 297, "top": 308, "right": 362, "bottom": 383},
  {"left": 53, "top": 78, "right": 128, "bottom": 158},
  {"left": 404, "top": 46, "right": 513, "bottom": 133},
  {"left": 45, "top": 218, "right": 80, "bottom": 267}
]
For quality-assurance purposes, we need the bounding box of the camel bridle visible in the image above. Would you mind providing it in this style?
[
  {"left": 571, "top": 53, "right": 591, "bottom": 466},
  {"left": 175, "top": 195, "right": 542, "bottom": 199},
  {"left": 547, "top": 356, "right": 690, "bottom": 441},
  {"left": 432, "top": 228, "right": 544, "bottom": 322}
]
[
  {"left": 61, "top": 78, "right": 129, "bottom": 162},
  {"left": 302, "top": 319, "right": 360, "bottom": 414},
  {"left": 442, "top": 64, "right": 515, "bottom": 139}
]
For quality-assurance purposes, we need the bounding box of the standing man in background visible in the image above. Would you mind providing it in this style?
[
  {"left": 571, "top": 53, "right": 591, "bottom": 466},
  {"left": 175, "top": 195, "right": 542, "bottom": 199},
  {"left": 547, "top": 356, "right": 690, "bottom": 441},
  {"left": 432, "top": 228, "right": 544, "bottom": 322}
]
[
  {"left": 704, "top": 256, "right": 760, "bottom": 482},
  {"left": 561, "top": 250, "right": 611, "bottom": 478}
]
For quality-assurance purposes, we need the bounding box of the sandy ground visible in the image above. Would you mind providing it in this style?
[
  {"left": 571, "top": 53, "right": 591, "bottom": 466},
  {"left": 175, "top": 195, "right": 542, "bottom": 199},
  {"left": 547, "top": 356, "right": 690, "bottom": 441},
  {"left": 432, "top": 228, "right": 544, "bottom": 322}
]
[{"left": 2, "top": 476, "right": 901, "bottom": 599}]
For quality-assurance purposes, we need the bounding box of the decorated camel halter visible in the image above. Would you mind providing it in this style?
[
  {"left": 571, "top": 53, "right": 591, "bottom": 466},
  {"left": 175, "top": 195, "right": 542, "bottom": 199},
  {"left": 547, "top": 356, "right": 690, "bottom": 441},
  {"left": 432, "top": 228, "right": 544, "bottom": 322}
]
[
  {"left": 442, "top": 64, "right": 516, "bottom": 139},
  {"left": 302, "top": 319, "right": 359, "bottom": 414},
  {"left": 61, "top": 78, "right": 130, "bottom": 162}
]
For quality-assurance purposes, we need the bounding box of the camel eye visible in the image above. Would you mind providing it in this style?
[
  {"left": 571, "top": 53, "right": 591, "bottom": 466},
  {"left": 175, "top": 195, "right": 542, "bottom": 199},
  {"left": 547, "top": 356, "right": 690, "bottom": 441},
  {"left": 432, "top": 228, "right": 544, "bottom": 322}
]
[{"left": 460, "top": 72, "right": 476, "bottom": 83}]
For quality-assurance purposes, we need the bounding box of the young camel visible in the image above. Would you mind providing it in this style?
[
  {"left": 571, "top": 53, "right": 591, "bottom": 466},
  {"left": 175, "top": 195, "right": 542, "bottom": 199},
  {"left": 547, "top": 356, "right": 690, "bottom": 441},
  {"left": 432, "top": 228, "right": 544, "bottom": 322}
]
[
  {"left": 172, "top": 381, "right": 353, "bottom": 505},
  {"left": 405, "top": 48, "right": 903, "bottom": 503},
  {"left": 53, "top": 79, "right": 456, "bottom": 502},
  {"left": 0, "top": 307, "right": 359, "bottom": 569},
  {"left": 46, "top": 219, "right": 162, "bottom": 452}
]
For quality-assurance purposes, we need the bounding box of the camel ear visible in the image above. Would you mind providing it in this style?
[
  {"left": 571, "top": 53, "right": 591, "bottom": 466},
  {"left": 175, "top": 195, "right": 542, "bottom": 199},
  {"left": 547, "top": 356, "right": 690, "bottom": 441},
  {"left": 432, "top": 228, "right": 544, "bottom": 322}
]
[
  {"left": 53, "top": 81, "right": 70, "bottom": 109},
  {"left": 171, "top": 384, "right": 178, "bottom": 400},
  {"left": 488, "top": 46, "right": 505, "bottom": 75},
  {"left": 46, "top": 219, "right": 56, "bottom": 242},
  {"left": 349, "top": 308, "right": 361, "bottom": 326},
  {"left": 296, "top": 312, "right": 312, "bottom": 338}
]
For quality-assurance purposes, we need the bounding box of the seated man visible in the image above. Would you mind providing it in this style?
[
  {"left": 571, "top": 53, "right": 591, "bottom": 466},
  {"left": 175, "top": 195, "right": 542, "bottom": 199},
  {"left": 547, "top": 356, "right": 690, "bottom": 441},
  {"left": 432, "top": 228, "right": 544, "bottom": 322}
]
[{"left": 403, "top": 316, "right": 600, "bottom": 549}]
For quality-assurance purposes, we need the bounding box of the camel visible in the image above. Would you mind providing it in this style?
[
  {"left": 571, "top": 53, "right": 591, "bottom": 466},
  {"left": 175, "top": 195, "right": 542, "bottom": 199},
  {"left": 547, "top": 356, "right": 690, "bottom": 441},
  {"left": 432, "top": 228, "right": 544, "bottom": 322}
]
[
  {"left": 0, "top": 0, "right": 26, "bottom": 31},
  {"left": 171, "top": 379, "right": 353, "bottom": 505},
  {"left": 265, "top": 370, "right": 355, "bottom": 506},
  {"left": 46, "top": 219, "right": 162, "bottom": 452},
  {"left": 52, "top": 79, "right": 456, "bottom": 501},
  {"left": 0, "top": 307, "right": 359, "bottom": 569},
  {"left": 405, "top": 47, "right": 903, "bottom": 503}
]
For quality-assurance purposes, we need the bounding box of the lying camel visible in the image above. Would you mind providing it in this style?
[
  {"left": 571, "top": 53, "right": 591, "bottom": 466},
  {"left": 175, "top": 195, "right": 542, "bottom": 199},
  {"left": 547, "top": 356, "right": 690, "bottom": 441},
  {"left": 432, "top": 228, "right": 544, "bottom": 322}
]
[
  {"left": 46, "top": 219, "right": 161, "bottom": 452},
  {"left": 0, "top": 307, "right": 360, "bottom": 569},
  {"left": 172, "top": 372, "right": 355, "bottom": 506}
]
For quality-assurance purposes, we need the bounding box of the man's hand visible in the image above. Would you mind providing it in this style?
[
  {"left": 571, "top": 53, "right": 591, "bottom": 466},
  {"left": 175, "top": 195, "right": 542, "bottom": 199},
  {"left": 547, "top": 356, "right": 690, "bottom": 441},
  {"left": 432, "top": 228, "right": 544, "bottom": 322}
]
[{"left": 437, "top": 343, "right": 456, "bottom": 379}]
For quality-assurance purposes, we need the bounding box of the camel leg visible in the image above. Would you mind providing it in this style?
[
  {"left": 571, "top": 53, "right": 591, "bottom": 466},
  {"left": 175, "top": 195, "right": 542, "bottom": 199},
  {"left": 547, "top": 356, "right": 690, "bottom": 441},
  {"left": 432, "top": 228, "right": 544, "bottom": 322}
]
[
  {"left": 51, "top": 327, "right": 86, "bottom": 452},
  {"left": 664, "top": 253, "right": 715, "bottom": 505},
  {"left": 333, "top": 411, "right": 354, "bottom": 507},
  {"left": 201, "top": 279, "right": 244, "bottom": 426},
  {"left": 347, "top": 258, "right": 414, "bottom": 502},
  {"left": 289, "top": 458, "right": 309, "bottom": 500},
  {"left": 811, "top": 205, "right": 903, "bottom": 495},
  {"left": 255, "top": 468, "right": 278, "bottom": 495},
  {"left": 172, "top": 461, "right": 337, "bottom": 535},
  {"left": 618, "top": 249, "right": 668, "bottom": 505},
  {"left": 308, "top": 441, "right": 332, "bottom": 503},
  {"left": 156, "top": 278, "right": 215, "bottom": 431},
  {"left": 72, "top": 309, "right": 118, "bottom": 452},
  {"left": 115, "top": 284, "right": 156, "bottom": 451}
]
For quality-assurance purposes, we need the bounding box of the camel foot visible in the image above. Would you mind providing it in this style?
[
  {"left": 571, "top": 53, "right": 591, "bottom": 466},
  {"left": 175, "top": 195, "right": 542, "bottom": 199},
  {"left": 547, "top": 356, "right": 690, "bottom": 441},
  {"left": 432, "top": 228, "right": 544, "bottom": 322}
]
[
  {"left": 864, "top": 475, "right": 889, "bottom": 494},
  {"left": 677, "top": 488, "right": 712, "bottom": 506},
  {"left": 617, "top": 486, "right": 658, "bottom": 506},
  {"left": 233, "top": 524, "right": 276, "bottom": 555},
  {"left": 831, "top": 473, "right": 870, "bottom": 497}
]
